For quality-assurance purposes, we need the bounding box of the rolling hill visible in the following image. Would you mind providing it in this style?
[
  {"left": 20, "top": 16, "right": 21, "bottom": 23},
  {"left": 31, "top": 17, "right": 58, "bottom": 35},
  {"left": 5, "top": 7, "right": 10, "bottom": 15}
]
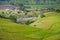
[
  {"left": 0, "top": 12, "right": 60, "bottom": 40},
  {"left": 30, "top": 12, "right": 60, "bottom": 29}
]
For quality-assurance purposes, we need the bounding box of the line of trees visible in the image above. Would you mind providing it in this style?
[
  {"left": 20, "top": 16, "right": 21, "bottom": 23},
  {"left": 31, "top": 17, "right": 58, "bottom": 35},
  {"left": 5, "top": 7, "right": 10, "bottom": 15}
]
[{"left": 0, "top": 0, "right": 60, "bottom": 5}]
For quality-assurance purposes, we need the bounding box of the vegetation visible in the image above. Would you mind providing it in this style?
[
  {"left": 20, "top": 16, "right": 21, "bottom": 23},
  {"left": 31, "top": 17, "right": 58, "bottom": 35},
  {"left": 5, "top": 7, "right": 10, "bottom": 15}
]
[
  {"left": 30, "top": 12, "right": 60, "bottom": 29},
  {"left": 0, "top": 0, "right": 60, "bottom": 5},
  {"left": 0, "top": 12, "right": 60, "bottom": 40},
  {"left": 0, "top": 0, "right": 60, "bottom": 40},
  {"left": 0, "top": 9, "right": 60, "bottom": 40},
  {"left": 55, "top": 9, "right": 60, "bottom": 12}
]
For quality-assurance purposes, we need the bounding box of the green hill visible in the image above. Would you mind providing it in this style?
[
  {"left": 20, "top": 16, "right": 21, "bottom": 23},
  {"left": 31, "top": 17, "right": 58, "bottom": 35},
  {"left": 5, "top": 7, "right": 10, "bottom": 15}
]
[
  {"left": 30, "top": 12, "right": 60, "bottom": 40},
  {"left": 0, "top": 12, "right": 60, "bottom": 40},
  {"left": 30, "top": 12, "right": 60, "bottom": 29},
  {"left": 0, "top": 18, "right": 41, "bottom": 40}
]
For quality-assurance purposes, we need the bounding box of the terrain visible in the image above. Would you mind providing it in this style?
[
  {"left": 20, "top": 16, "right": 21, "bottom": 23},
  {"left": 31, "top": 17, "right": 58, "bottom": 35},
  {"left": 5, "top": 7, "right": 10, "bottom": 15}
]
[
  {"left": 0, "top": 0, "right": 60, "bottom": 40},
  {"left": 0, "top": 11, "right": 60, "bottom": 40}
]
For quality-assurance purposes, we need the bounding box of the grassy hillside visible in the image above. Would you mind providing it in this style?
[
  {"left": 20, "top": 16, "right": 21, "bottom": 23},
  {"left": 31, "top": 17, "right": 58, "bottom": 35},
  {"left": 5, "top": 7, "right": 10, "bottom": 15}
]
[
  {"left": 0, "top": 12, "right": 60, "bottom": 40},
  {"left": 0, "top": 18, "right": 41, "bottom": 40},
  {"left": 30, "top": 12, "right": 60, "bottom": 40},
  {"left": 30, "top": 12, "right": 60, "bottom": 29}
]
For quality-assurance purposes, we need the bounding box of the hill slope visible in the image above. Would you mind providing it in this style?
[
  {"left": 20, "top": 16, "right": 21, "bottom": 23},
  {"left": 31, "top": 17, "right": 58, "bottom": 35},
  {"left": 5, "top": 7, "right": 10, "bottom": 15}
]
[
  {"left": 30, "top": 12, "right": 60, "bottom": 29},
  {"left": 0, "top": 18, "right": 43, "bottom": 40},
  {"left": 30, "top": 12, "right": 60, "bottom": 40},
  {"left": 0, "top": 12, "right": 60, "bottom": 40}
]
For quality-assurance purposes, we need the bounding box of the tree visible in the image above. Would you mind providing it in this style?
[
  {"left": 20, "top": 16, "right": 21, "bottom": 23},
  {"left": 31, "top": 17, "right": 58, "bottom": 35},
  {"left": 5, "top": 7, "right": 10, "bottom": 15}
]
[
  {"left": 40, "top": 14, "right": 45, "bottom": 18},
  {"left": 36, "top": 0, "right": 40, "bottom": 5},
  {"left": 0, "top": 0, "right": 6, "bottom": 1}
]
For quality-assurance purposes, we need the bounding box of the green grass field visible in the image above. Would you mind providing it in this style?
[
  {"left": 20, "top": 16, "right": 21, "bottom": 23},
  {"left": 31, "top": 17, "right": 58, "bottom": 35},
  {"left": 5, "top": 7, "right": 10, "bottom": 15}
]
[
  {"left": 25, "top": 4, "right": 60, "bottom": 9},
  {"left": 0, "top": 12, "right": 60, "bottom": 40}
]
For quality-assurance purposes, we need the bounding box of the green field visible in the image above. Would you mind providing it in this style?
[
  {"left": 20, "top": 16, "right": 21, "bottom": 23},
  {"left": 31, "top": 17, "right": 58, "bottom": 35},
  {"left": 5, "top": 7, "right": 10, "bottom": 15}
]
[
  {"left": 0, "top": 12, "right": 60, "bottom": 40},
  {"left": 25, "top": 4, "right": 60, "bottom": 8},
  {"left": 0, "top": 0, "right": 60, "bottom": 40}
]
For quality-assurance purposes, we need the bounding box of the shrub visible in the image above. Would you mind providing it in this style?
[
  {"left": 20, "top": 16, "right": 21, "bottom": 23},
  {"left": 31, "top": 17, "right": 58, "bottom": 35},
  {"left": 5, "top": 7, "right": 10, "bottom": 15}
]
[
  {"left": 56, "top": 9, "right": 60, "bottom": 12},
  {"left": 17, "top": 11, "right": 20, "bottom": 14},
  {"left": 25, "top": 20, "right": 35, "bottom": 25},
  {"left": 9, "top": 15, "right": 16, "bottom": 22},
  {"left": 25, "top": 13, "right": 28, "bottom": 15},
  {"left": 2, "top": 11, "right": 4, "bottom": 14},
  {"left": 40, "top": 14, "right": 45, "bottom": 18}
]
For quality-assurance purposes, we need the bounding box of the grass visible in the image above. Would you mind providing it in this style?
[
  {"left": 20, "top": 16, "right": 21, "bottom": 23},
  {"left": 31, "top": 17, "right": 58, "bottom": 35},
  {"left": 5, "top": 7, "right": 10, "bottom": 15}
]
[
  {"left": 0, "top": 18, "right": 44, "bottom": 40},
  {"left": 25, "top": 4, "right": 60, "bottom": 9},
  {"left": 30, "top": 12, "right": 60, "bottom": 40},
  {"left": 30, "top": 12, "right": 60, "bottom": 29},
  {"left": 0, "top": 12, "right": 60, "bottom": 40}
]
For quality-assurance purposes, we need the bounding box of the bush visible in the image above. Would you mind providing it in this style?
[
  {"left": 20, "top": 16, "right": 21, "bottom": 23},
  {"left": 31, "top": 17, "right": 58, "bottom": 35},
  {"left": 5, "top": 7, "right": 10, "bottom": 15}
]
[
  {"left": 9, "top": 15, "right": 16, "bottom": 22},
  {"left": 2, "top": 11, "right": 4, "bottom": 14},
  {"left": 40, "top": 14, "right": 45, "bottom": 18},
  {"left": 25, "top": 20, "right": 35, "bottom": 25},
  {"left": 56, "top": 9, "right": 60, "bottom": 12}
]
